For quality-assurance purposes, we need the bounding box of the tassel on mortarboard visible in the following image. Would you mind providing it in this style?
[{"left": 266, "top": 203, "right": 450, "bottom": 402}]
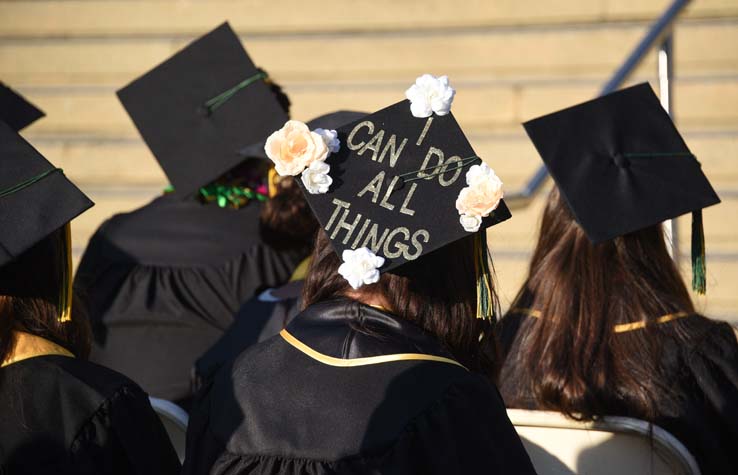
[
  {"left": 474, "top": 231, "right": 494, "bottom": 321},
  {"left": 58, "top": 222, "right": 73, "bottom": 322},
  {"left": 691, "top": 210, "right": 706, "bottom": 294}
]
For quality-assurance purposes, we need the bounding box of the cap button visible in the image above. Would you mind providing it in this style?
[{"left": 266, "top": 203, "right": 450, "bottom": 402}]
[{"left": 613, "top": 153, "right": 630, "bottom": 169}]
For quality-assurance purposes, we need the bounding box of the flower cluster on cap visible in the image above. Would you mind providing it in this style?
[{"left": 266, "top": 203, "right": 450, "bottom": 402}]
[
  {"left": 264, "top": 120, "right": 339, "bottom": 194},
  {"left": 405, "top": 74, "right": 456, "bottom": 118},
  {"left": 455, "top": 163, "right": 504, "bottom": 232}
]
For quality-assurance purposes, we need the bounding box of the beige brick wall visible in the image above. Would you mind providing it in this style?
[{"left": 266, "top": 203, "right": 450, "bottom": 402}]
[{"left": 2, "top": 0, "right": 736, "bottom": 320}]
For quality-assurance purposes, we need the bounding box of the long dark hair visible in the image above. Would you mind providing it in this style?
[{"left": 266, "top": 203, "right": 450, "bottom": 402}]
[
  {"left": 499, "top": 187, "right": 696, "bottom": 421},
  {"left": 302, "top": 230, "right": 501, "bottom": 380},
  {"left": 0, "top": 228, "right": 91, "bottom": 363}
]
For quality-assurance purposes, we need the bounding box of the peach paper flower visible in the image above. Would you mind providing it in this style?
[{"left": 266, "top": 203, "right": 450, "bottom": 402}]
[
  {"left": 264, "top": 120, "right": 329, "bottom": 176},
  {"left": 455, "top": 164, "right": 504, "bottom": 232}
]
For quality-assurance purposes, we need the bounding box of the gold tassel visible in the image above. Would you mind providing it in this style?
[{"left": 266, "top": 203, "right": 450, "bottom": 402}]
[
  {"left": 474, "top": 232, "right": 494, "bottom": 321},
  {"left": 268, "top": 168, "right": 280, "bottom": 198},
  {"left": 691, "top": 210, "right": 707, "bottom": 294},
  {"left": 59, "top": 222, "right": 73, "bottom": 323}
]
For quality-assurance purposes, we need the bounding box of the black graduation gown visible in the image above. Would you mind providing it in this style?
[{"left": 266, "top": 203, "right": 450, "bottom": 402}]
[
  {"left": 183, "top": 298, "right": 536, "bottom": 474},
  {"left": 0, "top": 355, "right": 180, "bottom": 475},
  {"left": 74, "top": 194, "right": 307, "bottom": 404},
  {"left": 193, "top": 280, "right": 302, "bottom": 389},
  {"left": 499, "top": 313, "right": 738, "bottom": 475}
]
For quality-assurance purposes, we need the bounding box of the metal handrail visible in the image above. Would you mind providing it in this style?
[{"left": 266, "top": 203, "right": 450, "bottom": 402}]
[{"left": 506, "top": 0, "right": 692, "bottom": 209}]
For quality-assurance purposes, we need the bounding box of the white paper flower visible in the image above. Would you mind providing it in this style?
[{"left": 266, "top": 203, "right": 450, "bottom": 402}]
[
  {"left": 313, "top": 128, "right": 340, "bottom": 154},
  {"left": 459, "top": 214, "right": 482, "bottom": 233},
  {"left": 465, "top": 163, "right": 497, "bottom": 186},
  {"left": 338, "top": 247, "right": 385, "bottom": 290},
  {"left": 300, "top": 160, "right": 333, "bottom": 194},
  {"left": 405, "top": 74, "right": 456, "bottom": 118}
]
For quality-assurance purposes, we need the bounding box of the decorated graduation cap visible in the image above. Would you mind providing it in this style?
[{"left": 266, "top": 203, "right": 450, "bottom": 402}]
[
  {"left": 0, "top": 120, "right": 93, "bottom": 321},
  {"left": 0, "top": 81, "right": 45, "bottom": 132},
  {"left": 523, "top": 82, "right": 720, "bottom": 293},
  {"left": 117, "top": 22, "right": 289, "bottom": 198},
  {"left": 263, "top": 74, "right": 512, "bottom": 319}
]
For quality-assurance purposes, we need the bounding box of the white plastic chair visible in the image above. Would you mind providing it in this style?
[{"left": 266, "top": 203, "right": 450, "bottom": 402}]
[
  {"left": 507, "top": 409, "right": 700, "bottom": 475},
  {"left": 149, "top": 397, "right": 189, "bottom": 463}
]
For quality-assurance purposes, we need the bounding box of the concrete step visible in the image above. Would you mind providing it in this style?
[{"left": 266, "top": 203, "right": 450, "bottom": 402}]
[
  {"left": 15, "top": 75, "right": 738, "bottom": 140},
  {"left": 1, "top": 0, "right": 736, "bottom": 38},
  {"left": 2, "top": 19, "right": 737, "bottom": 86}
]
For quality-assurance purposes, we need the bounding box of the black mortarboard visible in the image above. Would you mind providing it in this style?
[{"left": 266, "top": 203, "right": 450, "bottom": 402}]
[
  {"left": 300, "top": 100, "right": 511, "bottom": 273},
  {"left": 0, "top": 82, "right": 45, "bottom": 132},
  {"left": 239, "top": 110, "right": 369, "bottom": 160},
  {"left": 523, "top": 82, "right": 720, "bottom": 292},
  {"left": 0, "top": 121, "right": 93, "bottom": 267},
  {"left": 0, "top": 120, "right": 93, "bottom": 321},
  {"left": 117, "top": 22, "right": 288, "bottom": 197}
]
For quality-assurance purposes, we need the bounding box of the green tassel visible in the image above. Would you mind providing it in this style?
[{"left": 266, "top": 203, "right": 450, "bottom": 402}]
[{"left": 691, "top": 210, "right": 706, "bottom": 294}]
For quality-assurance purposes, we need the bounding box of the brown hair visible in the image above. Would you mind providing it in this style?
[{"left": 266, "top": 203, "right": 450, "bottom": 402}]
[
  {"left": 259, "top": 175, "right": 318, "bottom": 250},
  {"left": 302, "top": 230, "right": 501, "bottom": 380},
  {"left": 499, "top": 187, "right": 695, "bottom": 421},
  {"left": 0, "top": 228, "right": 91, "bottom": 363}
]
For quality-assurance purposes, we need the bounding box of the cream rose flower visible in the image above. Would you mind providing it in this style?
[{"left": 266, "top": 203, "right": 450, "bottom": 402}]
[
  {"left": 405, "top": 74, "right": 456, "bottom": 118},
  {"left": 300, "top": 160, "right": 333, "bottom": 194},
  {"left": 264, "top": 120, "right": 329, "bottom": 176},
  {"left": 337, "top": 247, "right": 385, "bottom": 290},
  {"left": 459, "top": 214, "right": 482, "bottom": 233},
  {"left": 455, "top": 178, "right": 504, "bottom": 219}
]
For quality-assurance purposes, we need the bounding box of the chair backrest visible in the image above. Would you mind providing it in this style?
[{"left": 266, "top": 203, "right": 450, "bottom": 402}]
[
  {"left": 149, "top": 397, "right": 189, "bottom": 463},
  {"left": 507, "top": 409, "right": 700, "bottom": 475}
]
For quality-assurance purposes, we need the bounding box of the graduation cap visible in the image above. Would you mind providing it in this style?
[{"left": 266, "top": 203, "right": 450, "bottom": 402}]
[
  {"left": 117, "top": 22, "right": 289, "bottom": 198},
  {"left": 263, "top": 76, "right": 511, "bottom": 318},
  {"left": 0, "top": 81, "right": 45, "bottom": 132},
  {"left": 523, "top": 82, "right": 720, "bottom": 293},
  {"left": 0, "top": 120, "right": 93, "bottom": 321}
]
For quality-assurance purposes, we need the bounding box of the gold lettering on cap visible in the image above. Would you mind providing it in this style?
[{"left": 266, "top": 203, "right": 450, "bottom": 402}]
[
  {"left": 357, "top": 171, "right": 385, "bottom": 203},
  {"left": 379, "top": 176, "right": 401, "bottom": 211},
  {"left": 347, "top": 121, "right": 375, "bottom": 151},
  {"left": 326, "top": 198, "right": 351, "bottom": 231},
  {"left": 399, "top": 182, "right": 417, "bottom": 216},
  {"left": 358, "top": 130, "right": 384, "bottom": 161},
  {"left": 361, "top": 223, "right": 390, "bottom": 253},
  {"left": 417, "top": 147, "right": 444, "bottom": 180},
  {"left": 406, "top": 230, "right": 430, "bottom": 260},
  {"left": 378, "top": 134, "right": 408, "bottom": 168},
  {"left": 331, "top": 210, "right": 363, "bottom": 245},
  {"left": 351, "top": 218, "right": 372, "bottom": 249},
  {"left": 416, "top": 117, "right": 434, "bottom": 146},
  {"left": 384, "top": 227, "right": 411, "bottom": 258},
  {"left": 439, "top": 155, "right": 463, "bottom": 187}
]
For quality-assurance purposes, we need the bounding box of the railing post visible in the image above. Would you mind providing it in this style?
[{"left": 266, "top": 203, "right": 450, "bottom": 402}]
[{"left": 658, "top": 32, "right": 679, "bottom": 264}]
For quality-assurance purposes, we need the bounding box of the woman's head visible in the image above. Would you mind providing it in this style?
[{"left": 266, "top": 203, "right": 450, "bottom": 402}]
[
  {"left": 0, "top": 227, "right": 91, "bottom": 363},
  {"left": 303, "top": 230, "right": 501, "bottom": 379},
  {"left": 259, "top": 175, "right": 318, "bottom": 250},
  {"left": 501, "top": 186, "right": 694, "bottom": 420}
]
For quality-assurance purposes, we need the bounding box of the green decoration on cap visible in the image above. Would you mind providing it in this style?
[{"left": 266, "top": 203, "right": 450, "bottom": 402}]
[
  {"left": 199, "top": 183, "right": 267, "bottom": 209},
  {"left": 203, "top": 71, "right": 268, "bottom": 114}
]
